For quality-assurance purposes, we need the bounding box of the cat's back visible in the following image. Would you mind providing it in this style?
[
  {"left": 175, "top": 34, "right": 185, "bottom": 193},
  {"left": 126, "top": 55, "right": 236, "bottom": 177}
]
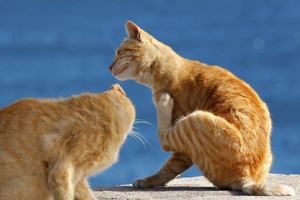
[
  {"left": 0, "top": 94, "right": 104, "bottom": 136},
  {"left": 177, "top": 60, "right": 262, "bottom": 107},
  {"left": 174, "top": 59, "right": 271, "bottom": 135},
  {"left": 0, "top": 98, "right": 39, "bottom": 118},
  {"left": 1, "top": 98, "right": 41, "bottom": 133},
  {"left": 0, "top": 98, "right": 59, "bottom": 136},
  {"left": 193, "top": 61, "right": 269, "bottom": 116}
]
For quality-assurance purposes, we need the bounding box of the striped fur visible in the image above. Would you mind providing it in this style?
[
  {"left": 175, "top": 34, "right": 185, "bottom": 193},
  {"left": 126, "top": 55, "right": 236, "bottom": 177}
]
[
  {"left": 0, "top": 84, "right": 135, "bottom": 200},
  {"left": 109, "top": 21, "right": 295, "bottom": 196}
]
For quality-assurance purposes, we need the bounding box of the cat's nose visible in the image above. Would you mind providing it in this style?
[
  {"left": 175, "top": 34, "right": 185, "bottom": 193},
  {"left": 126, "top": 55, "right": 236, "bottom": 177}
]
[{"left": 109, "top": 61, "right": 116, "bottom": 72}]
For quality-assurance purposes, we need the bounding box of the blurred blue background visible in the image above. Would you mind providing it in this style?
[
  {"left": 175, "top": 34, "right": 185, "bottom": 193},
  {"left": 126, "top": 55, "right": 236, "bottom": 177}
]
[{"left": 0, "top": 0, "right": 299, "bottom": 187}]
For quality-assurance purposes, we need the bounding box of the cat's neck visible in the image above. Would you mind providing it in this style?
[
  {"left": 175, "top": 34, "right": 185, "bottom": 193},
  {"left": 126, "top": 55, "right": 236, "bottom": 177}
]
[{"left": 134, "top": 43, "right": 185, "bottom": 91}]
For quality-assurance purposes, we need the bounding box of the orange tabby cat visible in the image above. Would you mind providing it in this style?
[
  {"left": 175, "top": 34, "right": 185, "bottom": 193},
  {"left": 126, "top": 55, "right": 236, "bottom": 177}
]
[
  {"left": 0, "top": 84, "right": 135, "bottom": 200},
  {"left": 109, "top": 21, "right": 295, "bottom": 196}
]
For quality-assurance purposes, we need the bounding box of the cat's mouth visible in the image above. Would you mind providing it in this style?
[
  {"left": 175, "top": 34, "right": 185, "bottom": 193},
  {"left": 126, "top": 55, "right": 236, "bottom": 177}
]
[{"left": 112, "top": 66, "right": 128, "bottom": 77}]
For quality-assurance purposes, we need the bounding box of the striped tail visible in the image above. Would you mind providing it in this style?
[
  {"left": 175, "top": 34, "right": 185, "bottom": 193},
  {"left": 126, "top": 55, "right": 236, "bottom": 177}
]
[{"left": 242, "top": 179, "right": 295, "bottom": 196}]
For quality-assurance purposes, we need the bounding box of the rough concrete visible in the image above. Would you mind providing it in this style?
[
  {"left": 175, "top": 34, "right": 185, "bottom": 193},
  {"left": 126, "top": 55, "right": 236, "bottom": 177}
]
[{"left": 92, "top": 174, "right": 299, "bottom": 200}]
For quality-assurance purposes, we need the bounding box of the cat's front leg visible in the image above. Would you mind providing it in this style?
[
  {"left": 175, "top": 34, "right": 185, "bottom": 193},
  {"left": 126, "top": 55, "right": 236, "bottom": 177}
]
[
  {"left": 155, "top": 92, "right": 174, "bottom": 151},
  {"left": 74, "top": 178, "right": 96, "bottom": 200},
  {"left": 133, "top": 93, "right": 193, "bottom": 189},
  {"left": 133, "top": 152, "right": 193, "bottom": 189},
  {"left": 47, "top": 161, "right": 75, "bottom": 200}
]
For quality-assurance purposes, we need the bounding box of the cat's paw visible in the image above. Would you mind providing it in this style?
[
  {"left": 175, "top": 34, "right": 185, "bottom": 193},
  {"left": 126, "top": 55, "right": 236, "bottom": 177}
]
[
  {"left": 157, "top": 92, "right": 174, "bottom": 115},
  {"left": 133, "top": 178, "right": 156, "bottom": 189}
]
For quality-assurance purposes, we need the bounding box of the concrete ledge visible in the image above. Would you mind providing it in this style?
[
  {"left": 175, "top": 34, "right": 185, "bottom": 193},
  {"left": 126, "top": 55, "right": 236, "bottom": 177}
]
[{"left": 92, "top": 174, "right": 299, "bottom": 199}]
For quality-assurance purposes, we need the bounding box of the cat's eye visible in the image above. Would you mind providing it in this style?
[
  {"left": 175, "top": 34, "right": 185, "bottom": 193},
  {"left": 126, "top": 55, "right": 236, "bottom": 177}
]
[{"left": 115, "top": 50, "right": 122, "bottom": 59}]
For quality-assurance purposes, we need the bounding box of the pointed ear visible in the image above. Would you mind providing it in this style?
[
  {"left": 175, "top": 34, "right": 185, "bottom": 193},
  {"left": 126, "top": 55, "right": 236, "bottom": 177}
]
[{"left": 125, "top": 21, "right": 142, "bottom": 40}]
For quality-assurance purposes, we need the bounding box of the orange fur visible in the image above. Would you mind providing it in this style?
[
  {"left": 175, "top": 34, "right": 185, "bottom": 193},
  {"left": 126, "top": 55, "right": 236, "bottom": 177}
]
[
  {"left": 0, "top": 84, "right": 135, "bottom": 200},
  {"left": 109, "top": 21, "right": 295, "bottom": 196}
]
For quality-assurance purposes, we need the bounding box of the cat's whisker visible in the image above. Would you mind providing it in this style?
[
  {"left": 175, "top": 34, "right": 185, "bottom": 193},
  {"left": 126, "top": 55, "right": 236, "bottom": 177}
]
[
  {"left": 128, "top": 129, "right": 152, "bottom": 151},
  {"left": 131, "top": 119, "right": 152, "bottom": 150},
  {"left": 134, "top": 119, "right": 152, "bottom": 126},
  {"left": 109, "top": 42, "right": 118, "bottom": 52}
]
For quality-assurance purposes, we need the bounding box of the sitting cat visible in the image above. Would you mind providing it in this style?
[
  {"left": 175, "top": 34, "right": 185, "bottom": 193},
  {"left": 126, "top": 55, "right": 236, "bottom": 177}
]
[
  {"left": 0, "top": 84, "right": 136, "bottom": 200},
  {"left": 109, "top": 21, "right": 295, "bottom": 196}
]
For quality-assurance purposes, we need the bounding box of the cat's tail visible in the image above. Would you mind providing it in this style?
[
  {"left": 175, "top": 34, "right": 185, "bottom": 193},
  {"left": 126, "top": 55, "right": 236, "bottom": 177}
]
[{"left": 241, "top": 179, "right": 295, "bottom": 196}]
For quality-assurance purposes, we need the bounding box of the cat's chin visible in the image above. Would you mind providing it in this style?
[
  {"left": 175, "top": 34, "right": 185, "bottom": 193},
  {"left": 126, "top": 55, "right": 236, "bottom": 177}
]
[
  {"left": 113, "top": 66, "right": 135, "bottom": 80},
  {"left": 115, "top": 75, "right": 128, "bottom": 81}
]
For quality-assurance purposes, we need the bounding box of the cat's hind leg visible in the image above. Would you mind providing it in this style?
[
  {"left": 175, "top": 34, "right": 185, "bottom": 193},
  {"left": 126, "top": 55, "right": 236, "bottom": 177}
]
[
  {"left": 156, "top": 92, "right": 243, "bottom": 154},
  {"left": 155, "top": 92, "right": 244, "bottom": 189}
]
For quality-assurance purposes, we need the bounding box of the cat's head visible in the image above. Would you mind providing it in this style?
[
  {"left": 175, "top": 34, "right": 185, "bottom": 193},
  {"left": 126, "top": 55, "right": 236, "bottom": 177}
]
[
  {"left": 106, "top": 84, "right": 136, "bottom": 134},
  {"left": 109, "top": 21, "right": 160, "bottom": 82}
]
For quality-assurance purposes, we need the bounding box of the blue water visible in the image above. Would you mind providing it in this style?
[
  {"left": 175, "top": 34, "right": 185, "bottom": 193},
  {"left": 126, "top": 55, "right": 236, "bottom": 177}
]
[{"left": 0, "top": 0, "right": 299, "bottom": 187}]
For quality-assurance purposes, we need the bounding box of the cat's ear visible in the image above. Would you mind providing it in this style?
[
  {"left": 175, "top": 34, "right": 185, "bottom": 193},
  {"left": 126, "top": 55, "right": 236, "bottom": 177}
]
[
  {"left": 126, "top": 21, "right": 142, "bottom": 40},
  {"left": 110, "top": 84, "right": 126, "bottom": 96}
]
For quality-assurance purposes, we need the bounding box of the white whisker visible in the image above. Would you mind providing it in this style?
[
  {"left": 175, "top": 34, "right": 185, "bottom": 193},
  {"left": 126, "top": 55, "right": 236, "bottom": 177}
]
[
  {"left": 129, "top": 131, "right": 148, "bottom": 151},
  {"left": 134, "top": 119, "right": 152, "bottom": 126},
  {"left": 127, "top": 120, "right": 152, "bottom": 151},
  {"left": 109, "top": 42, "right": 118, "bottom": 52}
]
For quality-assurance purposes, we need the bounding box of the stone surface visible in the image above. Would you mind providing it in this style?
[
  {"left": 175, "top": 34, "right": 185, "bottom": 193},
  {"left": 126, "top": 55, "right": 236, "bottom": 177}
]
[{"left": 92, "top": 174, "right": 299, "bottom": 200}]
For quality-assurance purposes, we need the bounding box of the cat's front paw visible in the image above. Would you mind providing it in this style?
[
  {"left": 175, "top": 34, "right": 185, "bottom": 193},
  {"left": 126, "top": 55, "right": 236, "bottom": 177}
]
[
  {"left": 133, "top": 178, "right": 155, "bottom": 189},
  {"left": 157, "top": 92, "right": 174, "bottom": 116},
  {"left": 132, "top": 179, "right": 160, "bottom": 189}
]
